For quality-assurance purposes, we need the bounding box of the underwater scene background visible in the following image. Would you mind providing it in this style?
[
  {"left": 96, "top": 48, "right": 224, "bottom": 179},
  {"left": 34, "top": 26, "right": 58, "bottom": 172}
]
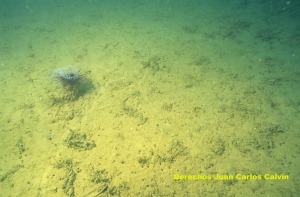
[{"left": 0, "top": 0, "right": 299, "bottom": 196}]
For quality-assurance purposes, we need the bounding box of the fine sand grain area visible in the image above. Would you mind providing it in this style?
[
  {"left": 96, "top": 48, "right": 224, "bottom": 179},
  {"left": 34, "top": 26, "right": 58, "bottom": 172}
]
[{"left": 0, "top": 0, "right": 299, "bottom": 196}]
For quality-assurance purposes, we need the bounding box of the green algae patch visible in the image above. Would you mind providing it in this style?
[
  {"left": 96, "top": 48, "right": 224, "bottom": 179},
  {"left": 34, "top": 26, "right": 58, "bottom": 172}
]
[{"left": 64, "top": 130, "right": 96, "bottom": 151}]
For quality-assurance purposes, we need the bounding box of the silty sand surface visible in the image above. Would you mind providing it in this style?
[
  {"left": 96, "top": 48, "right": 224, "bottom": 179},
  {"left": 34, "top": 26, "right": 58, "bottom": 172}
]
[{"left": 0, "top": 0, "right": 299, "bottom": 196}]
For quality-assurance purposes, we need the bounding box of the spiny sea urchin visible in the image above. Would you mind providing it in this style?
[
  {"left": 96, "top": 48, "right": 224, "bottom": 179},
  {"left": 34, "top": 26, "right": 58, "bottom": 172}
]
[{"left": 51, "top": 66, "right": 81, "bottom": 86}]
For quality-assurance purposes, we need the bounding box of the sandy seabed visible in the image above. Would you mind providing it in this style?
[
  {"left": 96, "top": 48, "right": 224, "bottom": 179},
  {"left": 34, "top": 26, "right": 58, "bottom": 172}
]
[{"left": 0, "top": 0, "right": 299, "bottom": 196}]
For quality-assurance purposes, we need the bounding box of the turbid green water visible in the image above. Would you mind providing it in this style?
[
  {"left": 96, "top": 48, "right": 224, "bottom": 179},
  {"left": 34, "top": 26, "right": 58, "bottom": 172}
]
[{"left": 0, "top": 0, "right": 299, "bottom": 196}]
